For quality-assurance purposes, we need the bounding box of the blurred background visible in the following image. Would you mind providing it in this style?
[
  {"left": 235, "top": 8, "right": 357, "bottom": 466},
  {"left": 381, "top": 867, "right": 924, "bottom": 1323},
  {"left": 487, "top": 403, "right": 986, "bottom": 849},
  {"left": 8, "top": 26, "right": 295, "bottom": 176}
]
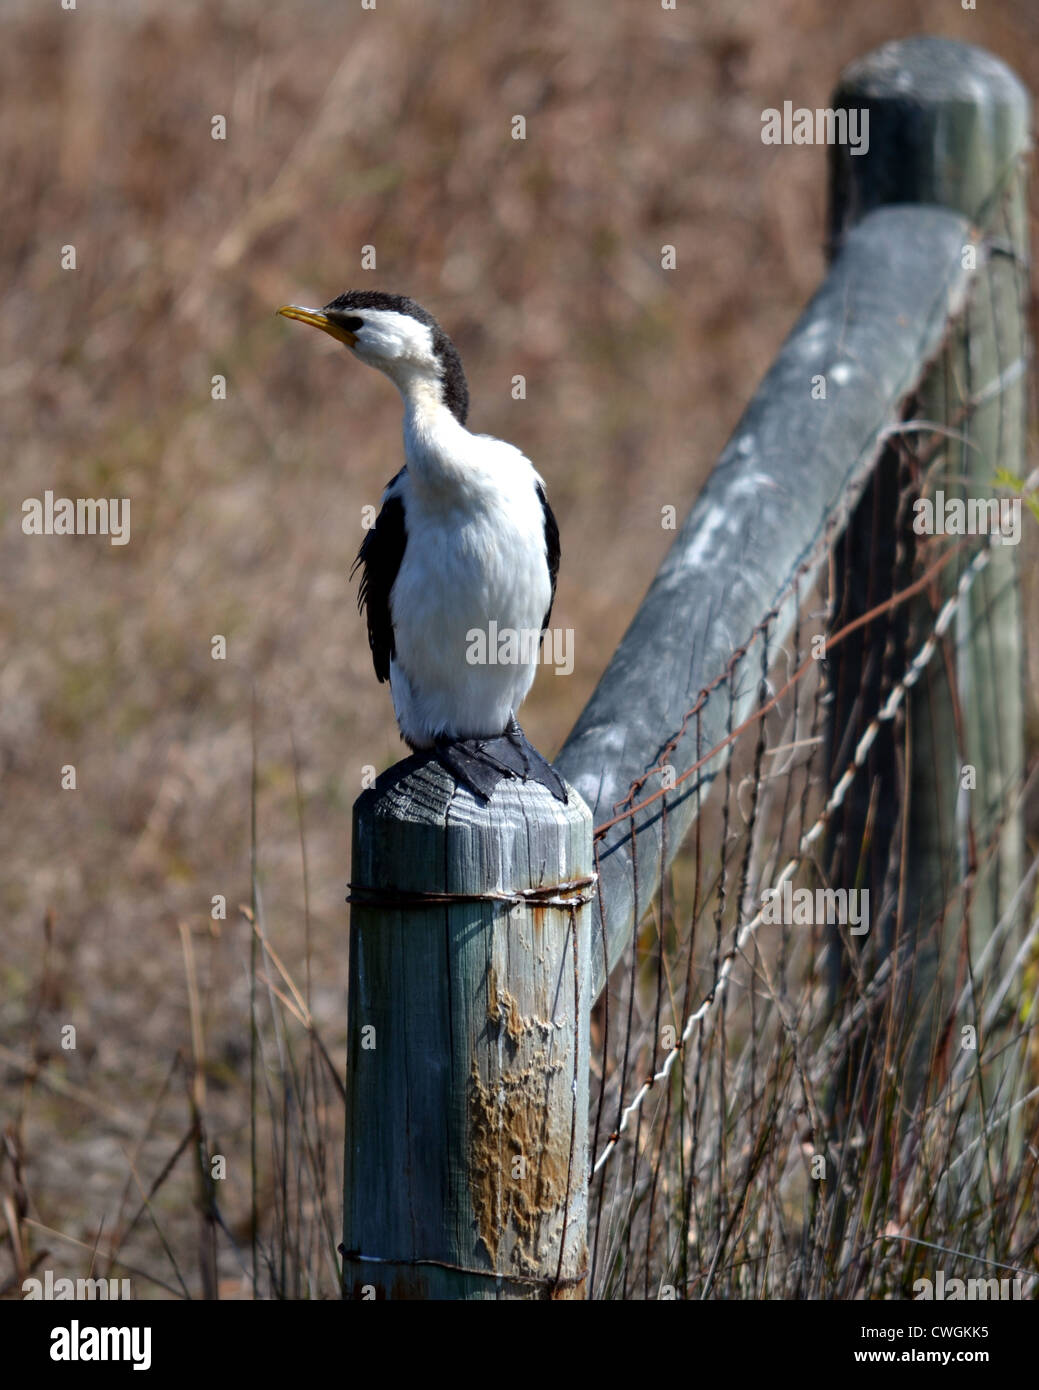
[{"left": 1, "top": 0, "right": 1036, "bottom": 1296}]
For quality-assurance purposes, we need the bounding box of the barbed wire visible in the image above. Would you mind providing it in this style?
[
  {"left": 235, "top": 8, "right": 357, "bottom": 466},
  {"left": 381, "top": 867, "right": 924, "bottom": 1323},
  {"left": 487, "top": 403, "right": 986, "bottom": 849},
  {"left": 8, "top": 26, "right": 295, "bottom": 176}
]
[{"left": 591, "top": 537, "right": 997, "bottom": 1176}]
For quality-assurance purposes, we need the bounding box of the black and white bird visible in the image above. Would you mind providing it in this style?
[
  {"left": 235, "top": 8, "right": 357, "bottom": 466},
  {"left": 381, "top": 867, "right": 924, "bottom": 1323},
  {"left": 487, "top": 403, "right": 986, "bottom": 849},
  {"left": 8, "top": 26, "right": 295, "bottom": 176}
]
[{"left": 278, "top": 290, "right": 566, "bottom": 802}]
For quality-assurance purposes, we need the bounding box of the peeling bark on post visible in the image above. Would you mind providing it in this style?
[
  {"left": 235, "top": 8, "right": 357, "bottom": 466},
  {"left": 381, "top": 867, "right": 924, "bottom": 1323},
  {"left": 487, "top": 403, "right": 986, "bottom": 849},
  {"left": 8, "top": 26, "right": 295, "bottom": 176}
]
[{"left": 342, "top": 754, "right": 592, "bottom": 1300}]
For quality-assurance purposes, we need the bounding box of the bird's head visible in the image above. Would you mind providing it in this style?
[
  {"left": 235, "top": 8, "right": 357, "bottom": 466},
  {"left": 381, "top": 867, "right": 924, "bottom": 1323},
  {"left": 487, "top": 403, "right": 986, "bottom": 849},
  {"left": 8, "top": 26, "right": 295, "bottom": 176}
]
[{"left": 278, "top": 290, "right": 469, "bottom": 424}]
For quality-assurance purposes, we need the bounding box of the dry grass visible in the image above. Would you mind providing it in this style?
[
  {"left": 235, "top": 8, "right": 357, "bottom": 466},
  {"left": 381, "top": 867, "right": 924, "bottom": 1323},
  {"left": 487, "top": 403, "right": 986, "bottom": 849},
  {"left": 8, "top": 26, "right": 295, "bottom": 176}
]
[{"left": 1, "top": 0, "right": 1037, "bottom": 1297}]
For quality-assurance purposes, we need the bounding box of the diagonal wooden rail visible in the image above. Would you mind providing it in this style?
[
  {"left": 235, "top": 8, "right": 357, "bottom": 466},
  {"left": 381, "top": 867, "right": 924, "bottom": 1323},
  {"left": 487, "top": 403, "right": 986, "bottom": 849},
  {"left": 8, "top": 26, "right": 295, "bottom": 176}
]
[
  {"left": 556, "top": 200, "right": 977, "bottom": 1001},
  {"left": 558, "top": 38, "right": 1029, "bottom": 1006}
]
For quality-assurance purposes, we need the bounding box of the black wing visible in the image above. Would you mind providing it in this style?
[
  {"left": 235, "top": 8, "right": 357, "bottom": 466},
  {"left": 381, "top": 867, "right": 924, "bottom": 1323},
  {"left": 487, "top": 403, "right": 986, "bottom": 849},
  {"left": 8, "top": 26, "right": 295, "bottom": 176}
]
[
  {"left": 537, "top": 481, "right": 560, "bottom": 632},
  {"left": 351, "top": 472, "right": 408, "bottom": 683}
]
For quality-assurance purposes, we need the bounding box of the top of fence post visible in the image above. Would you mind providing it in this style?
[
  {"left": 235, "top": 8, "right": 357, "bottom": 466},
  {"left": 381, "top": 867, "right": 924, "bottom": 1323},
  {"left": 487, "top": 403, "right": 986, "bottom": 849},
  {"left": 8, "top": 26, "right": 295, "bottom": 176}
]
[{"left": 828, "top": 36, "right": 1030, "bottom": 250}]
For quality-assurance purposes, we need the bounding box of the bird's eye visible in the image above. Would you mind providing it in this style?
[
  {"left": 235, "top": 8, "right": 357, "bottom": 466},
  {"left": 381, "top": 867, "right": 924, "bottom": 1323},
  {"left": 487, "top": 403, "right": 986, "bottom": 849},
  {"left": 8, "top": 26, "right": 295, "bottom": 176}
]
[{"left": 340, "top": 316, "right": 364, "bottom": 332}]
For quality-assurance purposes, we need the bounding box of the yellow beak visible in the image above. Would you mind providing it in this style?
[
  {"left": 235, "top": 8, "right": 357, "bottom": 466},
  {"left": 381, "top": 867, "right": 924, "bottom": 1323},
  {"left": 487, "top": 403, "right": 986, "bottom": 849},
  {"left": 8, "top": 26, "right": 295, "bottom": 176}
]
[{"left": 277, "top": 304, "right": 357, "bottom": 347}]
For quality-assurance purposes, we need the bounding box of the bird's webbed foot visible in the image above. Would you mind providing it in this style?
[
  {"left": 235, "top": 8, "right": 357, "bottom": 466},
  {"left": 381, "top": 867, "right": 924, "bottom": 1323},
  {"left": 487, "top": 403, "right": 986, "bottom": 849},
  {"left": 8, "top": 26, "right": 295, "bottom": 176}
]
[{"left": 433, "top": 721, "right": 567, "bottom": 804}]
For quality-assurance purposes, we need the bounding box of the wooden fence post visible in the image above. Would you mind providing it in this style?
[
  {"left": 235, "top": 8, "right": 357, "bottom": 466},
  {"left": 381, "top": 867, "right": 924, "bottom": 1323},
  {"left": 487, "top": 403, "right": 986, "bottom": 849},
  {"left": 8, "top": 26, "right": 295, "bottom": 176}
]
[
  {"left": 342, "top": 753, "right": 593, "bottom": 1300},
  {"left": 826, "top": 38, "right": 1030, "bottom": 1111}
]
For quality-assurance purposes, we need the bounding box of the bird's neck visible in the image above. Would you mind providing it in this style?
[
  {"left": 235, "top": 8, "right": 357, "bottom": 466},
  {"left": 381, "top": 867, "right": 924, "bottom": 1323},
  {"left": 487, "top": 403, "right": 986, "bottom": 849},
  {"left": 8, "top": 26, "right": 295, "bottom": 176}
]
[{"left": 396, "top": 373, "right": 471, "bottom": 493}]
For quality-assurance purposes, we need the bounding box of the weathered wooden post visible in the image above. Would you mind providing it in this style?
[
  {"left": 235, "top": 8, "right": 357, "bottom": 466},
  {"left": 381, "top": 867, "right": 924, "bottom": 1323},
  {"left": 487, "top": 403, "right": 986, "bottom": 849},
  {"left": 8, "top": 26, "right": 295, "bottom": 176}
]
[
  {"left": 826, "top": 38, "right": 1030, "bottom": 1110},
  {"left": 342, "top": 754, "right": 593, "bottom": 1299}
]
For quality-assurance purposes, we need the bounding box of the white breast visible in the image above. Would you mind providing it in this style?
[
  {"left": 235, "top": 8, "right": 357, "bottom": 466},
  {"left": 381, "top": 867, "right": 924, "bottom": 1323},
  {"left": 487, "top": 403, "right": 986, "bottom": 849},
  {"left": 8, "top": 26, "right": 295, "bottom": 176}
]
[{"left": 388, "top": 436, "right": 552, "bottom": 747}]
